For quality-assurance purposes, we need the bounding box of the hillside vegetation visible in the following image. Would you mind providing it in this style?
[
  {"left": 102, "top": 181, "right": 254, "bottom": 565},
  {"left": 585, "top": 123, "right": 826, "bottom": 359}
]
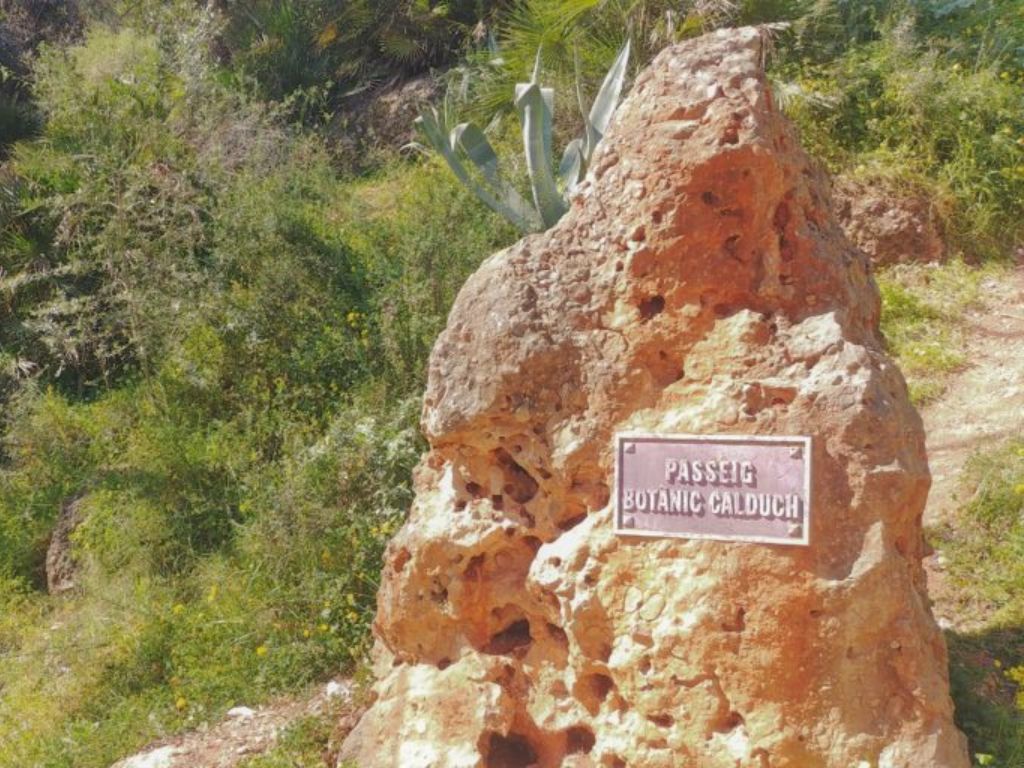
[{"left": 0, "top": 2, "right": 1022, "bottom": 766}]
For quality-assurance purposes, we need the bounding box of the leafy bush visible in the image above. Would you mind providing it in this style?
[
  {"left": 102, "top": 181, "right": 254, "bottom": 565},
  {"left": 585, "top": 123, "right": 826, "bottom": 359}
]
[
  {"left": 213, "top": 0, "right": 500, "bottom": 109},
  {"left": 773, "top": 1, "right": 1024, "bottom": 259},
  {"left": 0, "top": 18, "right": 515, "bottom": 765}
]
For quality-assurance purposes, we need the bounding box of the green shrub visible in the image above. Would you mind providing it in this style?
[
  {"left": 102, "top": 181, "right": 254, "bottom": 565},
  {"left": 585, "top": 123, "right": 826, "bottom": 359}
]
[
  {"left": 0, "top": 16, "right": 518, "bottom": 762},
  {"left": 876, "top": 260, "right": 992, "bottom": 403},
  {"left": 775, "top": 3, "right": 1024, "bottom": 259},
  {"left": 215, "top": 0, "right": 497, "bottom": 110}
]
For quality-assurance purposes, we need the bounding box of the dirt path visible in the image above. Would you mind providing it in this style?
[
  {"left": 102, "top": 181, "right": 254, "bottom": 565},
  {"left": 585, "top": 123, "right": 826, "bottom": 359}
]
[
  {"left": 110, "top": 680, "right": 353, "bottom": 768},
  {"left": 922, "top": 265, "right": 1024, "bottom": 527}
]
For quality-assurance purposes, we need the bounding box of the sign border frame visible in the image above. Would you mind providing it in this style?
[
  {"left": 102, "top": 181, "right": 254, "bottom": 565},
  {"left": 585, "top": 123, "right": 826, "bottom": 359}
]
[{"left": 612, "top": 432, "right": 813, "bottom": 547}]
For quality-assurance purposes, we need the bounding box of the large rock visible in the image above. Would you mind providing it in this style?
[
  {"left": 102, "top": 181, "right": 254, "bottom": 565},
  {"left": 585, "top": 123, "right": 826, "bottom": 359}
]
[
  {"left": 833, "top": 176, "right": 946, "bottom": 266},
  {"left": 340, "top": 28, "right": 969, "bottom": 768}
]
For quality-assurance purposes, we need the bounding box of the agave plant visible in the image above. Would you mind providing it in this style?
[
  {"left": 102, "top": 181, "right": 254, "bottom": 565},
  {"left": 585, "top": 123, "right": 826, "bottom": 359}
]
[{"left": 415, "top": 40, "right": 631, "bottom": 233}]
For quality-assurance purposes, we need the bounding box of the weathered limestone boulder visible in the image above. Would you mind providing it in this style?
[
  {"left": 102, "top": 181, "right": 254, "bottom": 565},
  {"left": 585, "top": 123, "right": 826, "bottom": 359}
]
[
  {"left": 340, "top": 28, "right": 969, "bottom": 768},
  {"left": 833, "top": 176, "right": 946, "bottom": 266}
]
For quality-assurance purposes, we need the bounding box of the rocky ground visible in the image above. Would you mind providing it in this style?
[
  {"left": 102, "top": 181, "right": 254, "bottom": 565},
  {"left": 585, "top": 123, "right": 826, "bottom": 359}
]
[
  {"left": 109, "top": 681, "right": 354, "bottom": 768},
  {"left": 923, "top": 263, "right": 1024, "bottom": 634}
]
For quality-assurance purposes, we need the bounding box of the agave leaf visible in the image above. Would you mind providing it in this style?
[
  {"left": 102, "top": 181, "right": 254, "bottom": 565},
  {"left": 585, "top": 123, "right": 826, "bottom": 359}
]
[
  {"left": 558, "top": 137, "right": 584, "bottom": 195},
  {"left": 415, "top": 109, "right": 541, "bottom": 233},
  {"left": 584, "top": 39, "right": 631, "bottom": 160},
  {"left": 516, "top": 83, "right": 568, "bottom": 228},
  {"left": 451, "top": 123, "right": 538, "bottom": 227}
]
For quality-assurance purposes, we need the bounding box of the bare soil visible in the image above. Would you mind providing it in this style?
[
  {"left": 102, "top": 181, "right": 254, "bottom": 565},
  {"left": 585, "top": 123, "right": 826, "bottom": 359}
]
[
  {"left": 109, "top": 681, "right": 354, "bottom": 768},
  {"left": 922, "top": 264, "right": 1024, "bottom": 629},
  {"left": 923, "top": 265, "right": 1024, "bottom": 527}
]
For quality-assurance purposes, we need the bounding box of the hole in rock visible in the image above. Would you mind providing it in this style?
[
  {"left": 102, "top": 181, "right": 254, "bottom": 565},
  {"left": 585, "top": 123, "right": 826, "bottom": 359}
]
[
  {"left": 648, "top": 713, "right": 674, "bottom": 728},
  {"left": 721, "top": 607, "right": 746, "bottom": 632},
  {"left": 721, "top": 126, "right": 739, "bottom": 144},
  {"left": 615, "top": 260, "right": 624, "bottom": 272},
  {"left": 713, "top": 303, "right": 735, "bottom": 319},
  {"left": 494, "top": 448, "right": 539, "bottom": 504},
  {"left": 484, "top": 619, "right": 532, "bottom": 655},
  {"left": 465, "top": 481, "right": 484, "bottom": 498},
  {"left": 638, "top": 295, "right": 665, "bottom": 321},
  {"left": 721, "top": 711, "right": 744, "bottom": 731},
  {"left": 773, "top": 200, "right": 792, "bottom": 232},
  {"left": 565, "top": 726, "right": 596, "bottom": 754},
  {"left": 638, "top": 656, "right": 652, "bottom": 674},
  {"left": 437, "top": 657, "right": 451, "bottom": 670},
  {"left": 549, "top": 557, "right": 562, "bottom": 568},
  {"left": 652, "top": 209, "right": 664, "bottom": 225},
  {"left": 546, "top": 623, "right": 569, "bottom": 647},
  {"left": 393, "top": 548, "right": 411, "bottom": 573},
  {"left": 522, "top": 536, "right": 543, "bottom": 553},
  {"left": 429, "top": 584, "right": 448, "bottom": 605},
  {"left": 586, "top": 673, "right": 614, "bottom": 703},
  {"left": 484, "top": 732, "right": 539, "bottom": 768},
  {"left": 492, "top": 494, "right": 505, "bottom": 511},
  {"left": 701, "top": 191, "right": 721, "bottom": 206},
  {"left": 464, "top": 554, "right": 486, "bottom": 580}
]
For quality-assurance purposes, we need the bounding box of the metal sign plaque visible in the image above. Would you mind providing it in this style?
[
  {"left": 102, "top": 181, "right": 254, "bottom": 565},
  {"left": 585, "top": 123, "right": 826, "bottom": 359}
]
[{"left": 614, "top": 433, "right": 812, "bottom": 546}]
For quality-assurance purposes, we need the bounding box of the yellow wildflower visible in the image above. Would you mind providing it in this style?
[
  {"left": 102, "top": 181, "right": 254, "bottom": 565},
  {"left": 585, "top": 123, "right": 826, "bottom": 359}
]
[
  {"left": 175, "top": 697, "right": 188, "bottom": 711},
  {"left": 256, "top": 645, "right": 268, "bottom": 657}
]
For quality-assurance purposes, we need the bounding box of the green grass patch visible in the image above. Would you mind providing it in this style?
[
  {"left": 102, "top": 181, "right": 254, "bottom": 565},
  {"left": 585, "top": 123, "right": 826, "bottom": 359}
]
[
  {"left": 878, "top": 260, "right": 997, "bottom": 404},
  {"left": 239, "top": 712, "right": 337, "bottom": 768},
  {"left": 936, "top": 439, "right": 1024, "bottom": 767}
]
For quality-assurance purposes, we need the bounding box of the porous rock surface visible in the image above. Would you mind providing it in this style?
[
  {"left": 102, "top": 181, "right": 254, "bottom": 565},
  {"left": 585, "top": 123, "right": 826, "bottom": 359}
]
[
  {"left": 339, "top": 28, "right": 969, "bottom": 768},
  {"left": 833, "top": 176, "right": 945, "bottom": 266}
]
